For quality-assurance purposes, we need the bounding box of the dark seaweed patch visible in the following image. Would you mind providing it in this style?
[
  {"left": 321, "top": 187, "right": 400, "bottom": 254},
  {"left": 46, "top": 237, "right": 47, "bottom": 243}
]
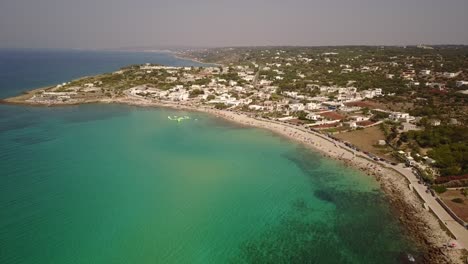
[
  {"left": 233, "top": 189, "right": 420, "bottom": 264},
  {"left": 314, "top": 189, "right": 334, "bottom": 203},
  {"left": 282, "top": 147, "right": 323, "bottom": 175}
]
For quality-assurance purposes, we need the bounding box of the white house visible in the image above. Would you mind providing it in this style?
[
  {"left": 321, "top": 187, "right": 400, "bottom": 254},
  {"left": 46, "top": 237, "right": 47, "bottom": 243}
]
[
  {"left": 426, "top": 82, "right": 446, "bottom": 90},
  {"left": 430, "top": 119, "right": 441, "bottom": 126},
  {"left": 401, "top": 122, "right": 420, "bottom": 132},
  {"left": 419, "top": 70, "right": 431, "bottom": 76},
  {"left": 306, "top": 113, "right": 321, "bottom": 121},
  {"left": 289, "top": 103, "right": 305, "bottom": 112},
  {"left": 284, "top": 91, "right": 298, "bottom": 98},
  {"left": 456, "top": 81, "right": 468, "bottom": 87},
  {"left": 350, "top": 115, "right": 369, "bottom": 122},
  {"left": 248, "top": 105, "right": 264, "bottom": 111},
  {"left": 242, "top": 75, "right": 255, "bottom": 82},
  {"left": 167, "top": 91, "right": 189, "bottom": 101},
  {"left": 373, "top": 88, "right": 383, "bottom": 96},
  {"left": 259, "top": 79, "right": 272, "bottom": 86},
  {"left": 386, "top": 74, "right": 395, "bottom": 79},
  {"left": 166, "top": 76, "right": 178, "bottom": 82},
  {"left": 390, "top": 112, "right": 413, "bottom": 122},
  {"left": 306, "top": 103, "right": 319, "bottom": 110},
  {"left": 348, "top": 122, "right": 358, "bottom": 129},
  {"left": 443, "top": 72, "right": 460, "bottom": 78}
]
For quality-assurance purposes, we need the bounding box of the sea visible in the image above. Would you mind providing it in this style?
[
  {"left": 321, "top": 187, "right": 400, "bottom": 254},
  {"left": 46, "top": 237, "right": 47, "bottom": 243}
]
[{"left": 0, "top": 49, "right": 420, "bottom": 263}]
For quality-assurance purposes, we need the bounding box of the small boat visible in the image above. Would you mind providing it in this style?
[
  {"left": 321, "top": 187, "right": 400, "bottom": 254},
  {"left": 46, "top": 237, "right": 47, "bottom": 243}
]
[{"left": 168, "top": 115, "right": 190, "bottom": 123}]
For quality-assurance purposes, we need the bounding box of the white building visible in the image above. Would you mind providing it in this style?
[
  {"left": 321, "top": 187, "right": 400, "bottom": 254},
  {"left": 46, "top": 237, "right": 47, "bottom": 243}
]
[
  {"left": 443, "top": 72, "right": 460, "bottom": 78},
  {"left": 283, "top": 91, "right": 298, "bottom": 98},
  {"left": 306, "top": 103, "right": 319, "bottom": 110},
  {"left": 166, "top": 76, "right": 178, "bottom": 82},
  {"left": 306, "top": 113, "right": 321, "bottom": 121},
  {"left": 430, "top": 119, "right": 441, "bottom": 126},
  {"left": 289, "top": 103, "right": 305, "bottom": 112},
  {"left": 419, "top": 69, "right": 431, "bottom": 76},
  {"left": 248, "top": 105, "right": 264, "bottom": 111},
  {"left": 350, "top": 115, "right": 369, "bottom": 122},
  {"left": 456, "top": 81, "right": 468, "bottom": 87},
  {"left": 390, "top": 112, "right": 414, "bottom": 122}
]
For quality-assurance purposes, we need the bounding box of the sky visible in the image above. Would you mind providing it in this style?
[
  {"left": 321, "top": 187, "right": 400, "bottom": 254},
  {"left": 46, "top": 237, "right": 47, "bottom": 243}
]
[{"left": 1, "top": 0, "right": 467, "bottom": 49}]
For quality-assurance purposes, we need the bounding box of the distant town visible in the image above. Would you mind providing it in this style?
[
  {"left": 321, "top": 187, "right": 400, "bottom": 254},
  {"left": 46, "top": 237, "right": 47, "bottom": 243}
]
[{"left": 4, "top": 46, "right": 468, "bottom": 231}]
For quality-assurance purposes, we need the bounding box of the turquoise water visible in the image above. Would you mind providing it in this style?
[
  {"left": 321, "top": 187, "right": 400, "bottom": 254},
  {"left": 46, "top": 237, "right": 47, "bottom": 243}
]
[
  {"left": 0, "top": 105, "right": 418, "bottom": 263},
  {"left": 0, "top": 50, "right": 419, "bottom": 263}
]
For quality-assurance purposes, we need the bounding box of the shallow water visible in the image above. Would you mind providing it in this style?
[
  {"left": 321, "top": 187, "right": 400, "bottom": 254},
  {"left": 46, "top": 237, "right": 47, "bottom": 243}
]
[{"left": 0, "top": 104, "right": 419, "bottom": 263}]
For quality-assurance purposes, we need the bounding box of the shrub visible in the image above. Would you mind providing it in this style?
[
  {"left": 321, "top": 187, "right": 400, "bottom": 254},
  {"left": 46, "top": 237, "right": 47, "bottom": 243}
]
[
  {"left": 433, "top": 185, "right": 447, "bottom": 194},
  {"left": 451, "top": 198, "right": 464, "bottom": 204}
]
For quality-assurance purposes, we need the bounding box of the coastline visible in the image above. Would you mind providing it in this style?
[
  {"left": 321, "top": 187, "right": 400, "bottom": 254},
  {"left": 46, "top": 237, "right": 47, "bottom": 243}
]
[
  {"left": 171, "top": 52, "right": 224, "bottom": 67},
  {"left": 122, "top": 99, "right": 468, "bottom": 263},
  {"left": 1, "top": 96, "right": 465, "bottom": 263}
]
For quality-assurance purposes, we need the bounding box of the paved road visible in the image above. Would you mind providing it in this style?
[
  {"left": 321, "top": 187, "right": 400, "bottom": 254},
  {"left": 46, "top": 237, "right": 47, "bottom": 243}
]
[
  {"left": 253, "top": 69, "right": 260, "bottom": 88},
  {"left": 261, "top": 118, "right": 468, "bottom": 249},
  {"left": 328, "top": 132, "right": 468, "bottom": 249},
  {"left": 391, "top": 163, "right": 468, "bottom": 249}
]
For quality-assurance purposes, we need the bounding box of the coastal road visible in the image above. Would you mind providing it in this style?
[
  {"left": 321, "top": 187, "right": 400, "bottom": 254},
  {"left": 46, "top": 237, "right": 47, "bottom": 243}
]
[
  {"left": 324, "top": 131, "right": 468, "bottom": 249},
  {"left": 259, "top": 118, "right": 468, "bottom": 249},
  {"left": 325, "top": 131, "right": 468, "bottom": 249},
  {"left": 391, "top": 163, "right": 468, "bottom": 249}
]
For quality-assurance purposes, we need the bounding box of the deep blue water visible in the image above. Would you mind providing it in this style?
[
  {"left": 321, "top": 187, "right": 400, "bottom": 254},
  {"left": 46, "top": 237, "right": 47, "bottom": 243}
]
[{"left": 0, "top": 49, "right": 204, "bottom": 98}]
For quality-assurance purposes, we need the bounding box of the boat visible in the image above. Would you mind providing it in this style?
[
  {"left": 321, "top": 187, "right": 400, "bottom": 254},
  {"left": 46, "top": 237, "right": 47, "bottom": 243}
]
[{"left": 168, "top": 115, "right": 191, "bottom": 123}]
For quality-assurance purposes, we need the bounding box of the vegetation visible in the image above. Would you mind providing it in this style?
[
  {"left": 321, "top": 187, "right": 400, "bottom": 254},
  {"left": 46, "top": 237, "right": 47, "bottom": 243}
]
[
  {"left": 433, "top": 185, "right": 447, "bottom": 194},
  {"left": 214, "top": 103, "right": 229, "bottom": 110},
  {"left": 189, "top": 89, "right": 204, "bottom": 98},
  {"left": 401, "top": 126, "right": 468, "bottom": 176}
]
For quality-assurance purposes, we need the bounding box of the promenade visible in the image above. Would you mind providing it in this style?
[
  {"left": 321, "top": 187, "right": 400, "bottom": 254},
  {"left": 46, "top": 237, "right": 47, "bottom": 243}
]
[{"left": 253, "top": 116, "right": 468, "bottom": 249}]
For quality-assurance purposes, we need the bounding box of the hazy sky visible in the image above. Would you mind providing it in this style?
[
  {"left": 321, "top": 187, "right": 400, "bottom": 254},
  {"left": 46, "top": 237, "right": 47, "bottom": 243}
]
[{"left": 1, "top": 0, "right": 467, "bottom": 49}]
